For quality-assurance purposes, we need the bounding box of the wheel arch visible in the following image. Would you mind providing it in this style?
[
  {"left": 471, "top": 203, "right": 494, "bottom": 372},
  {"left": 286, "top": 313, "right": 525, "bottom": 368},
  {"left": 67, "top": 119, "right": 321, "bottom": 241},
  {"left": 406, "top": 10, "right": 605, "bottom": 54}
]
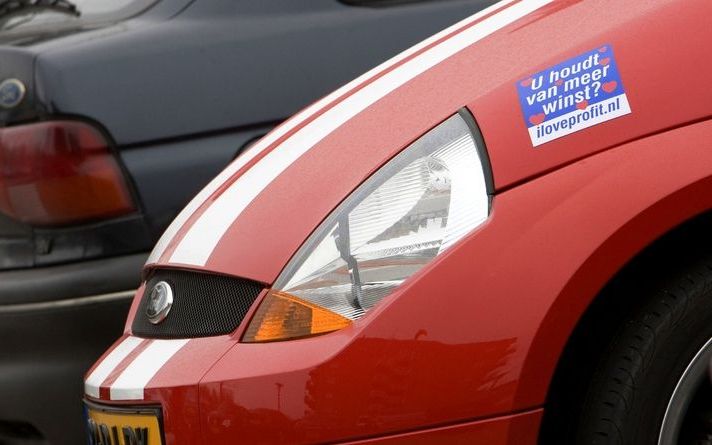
[
  {"left": 504, "top": 119, "right": 712, "bottom": 433},
  {"left": 538, "top": 196, "right": 712, "bottom": 440}
]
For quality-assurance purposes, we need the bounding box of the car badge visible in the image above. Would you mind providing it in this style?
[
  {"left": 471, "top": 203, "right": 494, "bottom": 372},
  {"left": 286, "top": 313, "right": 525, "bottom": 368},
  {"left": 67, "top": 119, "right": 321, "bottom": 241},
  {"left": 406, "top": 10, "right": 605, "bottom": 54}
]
[
  {"left": 146, "top": 281, "right": 173, "bottom": 324},
  {"left": 0, "top": 79, "right": 26, "bottom": 109}
]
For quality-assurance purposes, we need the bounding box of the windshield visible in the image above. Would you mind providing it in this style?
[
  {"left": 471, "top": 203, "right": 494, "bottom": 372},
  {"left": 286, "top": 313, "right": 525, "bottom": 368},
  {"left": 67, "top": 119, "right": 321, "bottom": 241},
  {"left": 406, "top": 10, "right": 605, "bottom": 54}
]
[{"left": 0, "top": 0, "right": 159, "bottom": 32}]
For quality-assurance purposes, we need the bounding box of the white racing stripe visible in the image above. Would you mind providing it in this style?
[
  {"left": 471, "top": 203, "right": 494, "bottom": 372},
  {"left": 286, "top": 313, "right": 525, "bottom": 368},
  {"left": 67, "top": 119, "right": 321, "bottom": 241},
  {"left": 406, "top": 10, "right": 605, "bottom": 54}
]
[
  {"left": 170, "top": 0, "right": 553, "bottom": 266},
  {"left": 110, "top": 339, "right": 190, "bottom": 400},
  {"left": 84, "top": 336, "right": 144, "bottom": 398},
  {"left": 146, "top": 0, "right": 518, "bottom": 265}
]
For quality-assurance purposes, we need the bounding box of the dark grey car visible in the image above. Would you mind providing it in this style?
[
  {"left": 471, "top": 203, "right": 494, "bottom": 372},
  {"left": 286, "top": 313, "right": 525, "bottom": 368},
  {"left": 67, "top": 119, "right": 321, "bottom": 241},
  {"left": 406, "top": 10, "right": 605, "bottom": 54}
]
[{"left": 0, "top": 0, "right": 495, "bottom": 443}]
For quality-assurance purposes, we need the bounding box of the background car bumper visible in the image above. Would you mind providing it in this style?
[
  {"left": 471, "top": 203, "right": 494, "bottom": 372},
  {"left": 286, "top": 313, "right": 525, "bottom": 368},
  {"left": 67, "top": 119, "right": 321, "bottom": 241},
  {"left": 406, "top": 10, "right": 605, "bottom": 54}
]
[{"left": 0, "top": 254, "right": 144, "bottom": 443}]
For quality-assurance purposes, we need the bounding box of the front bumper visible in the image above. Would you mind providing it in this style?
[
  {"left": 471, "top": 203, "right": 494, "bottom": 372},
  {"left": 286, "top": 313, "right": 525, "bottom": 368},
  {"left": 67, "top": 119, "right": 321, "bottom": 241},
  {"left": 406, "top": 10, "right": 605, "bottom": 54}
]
[
  {"left": 84, "top": 397, "right": 541, "bottom": 445},
  {"left": 85, "top": 328, "right": 539, "bottom": 444},
  {"left": 339, "top": 409, "right": 542, "bottom": 445}
]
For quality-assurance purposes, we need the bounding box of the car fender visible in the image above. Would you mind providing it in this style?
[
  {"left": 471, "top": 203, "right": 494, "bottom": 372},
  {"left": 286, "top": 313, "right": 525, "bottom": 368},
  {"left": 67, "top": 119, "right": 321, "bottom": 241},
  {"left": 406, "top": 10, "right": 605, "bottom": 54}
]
[
  {"left": 372, "top": 116, "right": 712, "bottom": 416},
  {"left": 510, "top": 117, "right": 712, "bottom": 408}
]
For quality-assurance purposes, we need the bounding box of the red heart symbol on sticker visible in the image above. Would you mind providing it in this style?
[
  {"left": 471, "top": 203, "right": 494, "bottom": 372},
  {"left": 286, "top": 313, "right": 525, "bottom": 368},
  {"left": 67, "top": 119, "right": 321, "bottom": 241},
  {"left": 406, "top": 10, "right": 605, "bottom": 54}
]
[
  {"left": 529, "top": 113, "right": 546, "bottom": 125},
  {"left": 520, "top": 78, "right": 533, "bottom": 87},
  {"left": 602, "top": 81, "right": 617, "bottom": 93},
  {"left": 576, "top": 100, "right": 588, "bottom": 110},
  {"left": 599, "top": 46, "right": 608, "bottom": 52},
  {"left": 599, "top": 57, "right": 610, "bottom": 66},
  {"left": 555, "top": 79, "right": 564, "bottom": 86}
]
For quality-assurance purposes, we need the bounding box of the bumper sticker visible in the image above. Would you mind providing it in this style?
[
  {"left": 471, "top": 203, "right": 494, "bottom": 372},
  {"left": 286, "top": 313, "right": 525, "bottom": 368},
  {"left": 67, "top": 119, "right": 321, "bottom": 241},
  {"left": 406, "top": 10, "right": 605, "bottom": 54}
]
[{"left": 517, "top": 44, "right": 631, "bottom": 147}]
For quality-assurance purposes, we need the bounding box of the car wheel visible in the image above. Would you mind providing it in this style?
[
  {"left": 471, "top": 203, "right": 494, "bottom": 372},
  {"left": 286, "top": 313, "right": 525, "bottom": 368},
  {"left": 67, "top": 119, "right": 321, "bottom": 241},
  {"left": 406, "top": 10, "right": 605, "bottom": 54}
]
[{"left": 575, "top": 260, "right": 712, "bottom": 444}]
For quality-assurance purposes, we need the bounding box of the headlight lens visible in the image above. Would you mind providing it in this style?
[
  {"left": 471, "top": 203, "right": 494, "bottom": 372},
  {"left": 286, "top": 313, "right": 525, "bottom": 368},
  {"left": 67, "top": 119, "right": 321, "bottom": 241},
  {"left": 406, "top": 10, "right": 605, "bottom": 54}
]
[{"left": 244, "top": 112, "right": 490, "bottom": 342}]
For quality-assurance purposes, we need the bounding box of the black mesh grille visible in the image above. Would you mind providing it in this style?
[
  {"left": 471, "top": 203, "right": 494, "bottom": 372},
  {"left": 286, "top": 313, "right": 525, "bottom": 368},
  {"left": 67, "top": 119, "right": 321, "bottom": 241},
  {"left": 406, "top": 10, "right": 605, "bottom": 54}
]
[{"left": 131, "top": 269, "right": 264, "bottom": 339}]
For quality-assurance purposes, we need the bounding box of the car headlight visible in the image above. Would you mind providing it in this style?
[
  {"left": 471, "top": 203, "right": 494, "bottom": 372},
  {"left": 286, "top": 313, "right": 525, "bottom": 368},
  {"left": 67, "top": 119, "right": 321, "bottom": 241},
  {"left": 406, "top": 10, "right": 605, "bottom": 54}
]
[{"left": 243, "top": 111, "right": 491, "bottom": 342}]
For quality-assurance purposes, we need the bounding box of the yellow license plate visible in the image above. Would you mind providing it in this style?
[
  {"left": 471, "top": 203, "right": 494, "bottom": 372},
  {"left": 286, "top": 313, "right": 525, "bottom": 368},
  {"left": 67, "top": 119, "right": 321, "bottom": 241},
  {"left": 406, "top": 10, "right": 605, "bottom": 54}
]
[{"left": 85, "top": 401, "right": 163, "bottom": 445}]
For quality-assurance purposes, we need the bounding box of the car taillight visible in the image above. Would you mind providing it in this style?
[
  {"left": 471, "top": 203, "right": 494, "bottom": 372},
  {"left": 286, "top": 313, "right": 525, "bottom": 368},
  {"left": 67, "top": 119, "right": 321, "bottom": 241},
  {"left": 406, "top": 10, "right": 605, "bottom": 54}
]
[{"left": 0, "top": 121, "right": 135, "bottom": 226}]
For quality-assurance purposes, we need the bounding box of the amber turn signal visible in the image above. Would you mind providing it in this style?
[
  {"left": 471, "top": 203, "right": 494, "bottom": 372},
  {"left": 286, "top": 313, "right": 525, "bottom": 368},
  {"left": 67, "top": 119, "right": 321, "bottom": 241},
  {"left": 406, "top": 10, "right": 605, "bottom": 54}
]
[{"left": 243, "top": 290, "right": 352, "bottom": 343}]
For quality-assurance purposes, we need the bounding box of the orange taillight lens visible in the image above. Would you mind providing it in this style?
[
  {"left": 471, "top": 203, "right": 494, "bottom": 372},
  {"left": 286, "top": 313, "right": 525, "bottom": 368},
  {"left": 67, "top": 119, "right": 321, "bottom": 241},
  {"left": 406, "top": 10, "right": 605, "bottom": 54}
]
[
  {"left": 0, "top": 121, "right": 134, "bottom": 226},
  {"left": 243, "top": 290, "right": 352, "bottom": 343}
]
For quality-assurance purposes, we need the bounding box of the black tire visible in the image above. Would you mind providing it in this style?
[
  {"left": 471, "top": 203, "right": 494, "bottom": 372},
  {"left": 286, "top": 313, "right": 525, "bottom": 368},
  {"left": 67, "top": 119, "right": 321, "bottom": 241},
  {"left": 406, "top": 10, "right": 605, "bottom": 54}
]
[{"left": 575, "top": 259, "right": 712, "bottom": 445}]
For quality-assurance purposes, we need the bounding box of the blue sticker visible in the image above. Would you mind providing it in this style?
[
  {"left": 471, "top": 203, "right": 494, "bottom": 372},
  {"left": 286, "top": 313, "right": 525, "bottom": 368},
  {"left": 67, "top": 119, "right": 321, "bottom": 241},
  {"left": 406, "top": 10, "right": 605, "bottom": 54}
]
[{"left": 517, "top": 44, "right": 631, "bottom": 147}]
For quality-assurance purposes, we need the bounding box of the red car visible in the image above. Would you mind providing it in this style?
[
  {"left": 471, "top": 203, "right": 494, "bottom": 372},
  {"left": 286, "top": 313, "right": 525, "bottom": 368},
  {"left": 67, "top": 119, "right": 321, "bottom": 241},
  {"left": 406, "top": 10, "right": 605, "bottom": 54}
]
[{"left": 83, "top": 0, "right": 712, "bottom": 443}]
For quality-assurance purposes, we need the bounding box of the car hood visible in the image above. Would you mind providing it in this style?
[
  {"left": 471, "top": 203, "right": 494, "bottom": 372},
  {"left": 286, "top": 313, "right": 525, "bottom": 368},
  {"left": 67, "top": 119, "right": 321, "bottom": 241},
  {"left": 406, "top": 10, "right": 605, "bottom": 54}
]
[{"left": 146, "top": 0, "right": 712, "bottom": 285}]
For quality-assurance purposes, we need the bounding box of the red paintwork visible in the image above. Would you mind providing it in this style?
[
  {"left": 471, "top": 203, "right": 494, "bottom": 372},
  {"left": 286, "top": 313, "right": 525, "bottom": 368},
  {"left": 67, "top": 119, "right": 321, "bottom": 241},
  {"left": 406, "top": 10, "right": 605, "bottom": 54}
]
[
  {"left": 338, "top": 410, "right": 542, "bottom": 444},
  {"left": 477, "top": 0, "right": 712, "bottom": 189},
  {"left": 154, "top": 0, "right": 712, "bottom": 285},
  {"left": 87, "top": 0, "right": 712, "bottom": 443},
  {"left": 190, "top": 119, "right": 712, "bottom": 444},
  {"left": 151, "top": 0, "right": 520, "bottom": 269},
  {"left": 96, "top": 119, "right": 712, "bottom": 444},
  {"left": 85, "top": 335, "right": 239, "bottom": 444}
]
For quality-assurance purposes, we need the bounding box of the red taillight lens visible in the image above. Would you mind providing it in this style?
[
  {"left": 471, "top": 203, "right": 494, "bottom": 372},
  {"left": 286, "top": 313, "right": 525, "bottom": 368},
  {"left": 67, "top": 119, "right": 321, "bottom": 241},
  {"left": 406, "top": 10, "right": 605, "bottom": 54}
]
[{"left": 0, "top": 121, "right": 135, "bottom": 226}]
